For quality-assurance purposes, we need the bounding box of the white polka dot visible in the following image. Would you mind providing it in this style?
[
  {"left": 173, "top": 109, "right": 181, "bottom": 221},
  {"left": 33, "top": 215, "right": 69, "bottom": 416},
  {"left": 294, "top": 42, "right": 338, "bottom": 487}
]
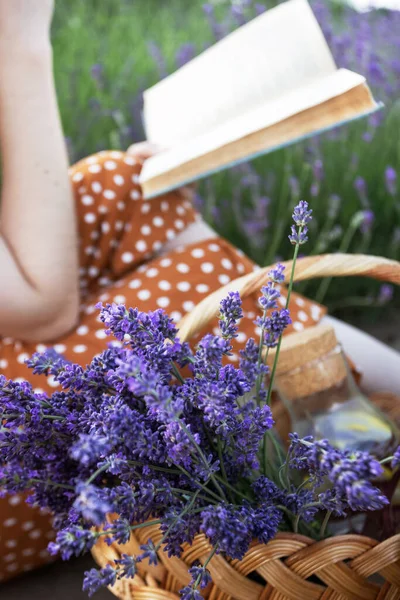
[
  {"left": 88, "top": 164, "right": 102, "bottom": 174},
  {"left": 158, "top": 280, "right": 171, "bottom": 291},
  {"left": 113, "top": 295, "right": 126, "bottom": 304},
  {"left": 4, "top": 518, "right": 17, "bottom": 527},
  {"left": 166, "top": 229, "right": 176, "bottom": 240},
  {"left": 311, "top": 305, "right": 322, "bottom": 321},
  {"left": 34, "top": 388, "right": 44, "bottom": 394},
  {"left": 84, "top": 212, "right": 96, "bottom": 224},
  {"left": 115, "top": 221, "right": 123, "bottom": 231},
  {"left": 176, "top": 205, "right": 186, "bottom": 215},
  {"left": 196, "top": 284, "right": 209, "bottom": 294},
  {"left": 191, "top": 248, "right": 205, "bottom": 259},
  {"left": 236, "top": 332, "right": 247, "bottom": 343},
  {"left": 21, "top": 521, "right": 34, "bottom": 531},
  {"left": 90, "top": 231, "right": 100, "bottom": 240},
  {"left": 101, "top": 222, "right": 110, "bottom": 234},
  {"left": 73, "top": 344, "right": 87, "bottom": 354},
  {"left": 292, "top": 322, "right": 304, "bottom": 332},
  {"left": 136, "top": 240, "right": 147, "bottom": 252},
  {"left": 99, "top": 293, "right": 109, "bottom": 302},
  {"left": 174, "top": 219, "right": 185, "bottom": 230},
  {"left": 121, "top": 252, "right": 134, "bottom": 264},
  {"left": 54, "top": 344, "right": 66, "bottom": 353},
  {"left": 128, "top": 279, "right": 141, "bottom": 289},
  {"left": 146, "top": 268, "right": 159, "bottom": 278},
  {"left": 208, "top": 243, "right": 220, "bottom": 252},
  {"left": 103, "top": 189, "right": 116, "bottom": 200},
  {"left": 8, "top": 496, "right": 21, "bottom": 507},
  {"left": 81, "top": 194, "right": 94, "bottom": 206},
  {"left": 141, "top": 203, "right": 151, "bottom": 214},
  {"left": 86, "top": 156, "right": 99, "bottom": 164},
  {"left": 72, "top": 172, "right": 84, "bottom": 182},
  {"left": 123, "top": 156, "right": 136, "bottom": 165},
  {"left": 17, "top": 353, "right": 29, "bottom": 365},
  {"left": 137, "top": 289, "right": 151, "bottom": 301},
  {"left": 161, "top": 201, "right": 169, "bottom": 212},
  {"left": 88, "top": 266, "right": 99, "bottom": 278},
  {"left": 5, "top": 564, "right": 18, "bottom": 573},
  {"left": 237, "top": 264, "right": 245, "bottom": 274},
  {"left": 5, "top": 540, "right": 17, "bottom": 548},
  {"left": 130, "top": 189, "right": 141, "bottom": 200},
  {"left": 104, "top": 160, "right": 117, "bottom": 170},
  {"left": 296, "top": 297, "right": 305, "bottom": 307},
  {"left": 22, "top": 548, "right": 35, "bottom": 557},
  {"left": 228, "top": 353, "right": 239, "bottom": 362},
  {"left": 153, "top": 241, "right": 162, "bottom": 252},
  {"left": 114, "top": 174, "right": 125, "bottom": 186},
  {"left": 0, "top": 359, "right": 8, "bottom": 369},
  {"left": 278, "top": 296, "right": 286, "bottom": 307},
  {"left": 47, "top": 375, "right": 59, "bottom": 388},
  {"left": 85, "top": 304, "right": 96, "bottom": 315},
  {"left": 170, "top": 311, "right": 182, "bottom": 321},
  {"left": 95, "top": 329, "right": 107, "bottom": 340},
  {"left": 201, "top": 262, "right": 214, "bottom": 274},
  {"left": 125, "top": 224, "right": 132, "bottom": 233},
  {"left": 117, "top": 201, "right": 125, "bottom": 211},
  {"left": 160, "top": 258, "right": 172, "bottom": 268},
  {"left": 177, "top": 281, "right": 191, "bottom": 292},
  {"left": 132, "top": 174, "right": 140, "bottom": 184},
  {"left": 76, "top": 325, "right": 89, "bottom": 336},
  {"left": 183, "top": 300, "right": 195, "bottom": 312},
  {"left": 219, "top": 274, "right": 231, "bottom": 285},
  {"left": 153, "top": 216, "right": 164, "bottom": 227},
  {"left": 221, "top": 258, "right": 233, "bottom": 270},
  {"left": 298, "top": 310, "right": 309, "bottom": 322},
  {"left": 157, "top": 297, "right": 170, "bottom": 308},
  {"left": 92, "top": 181, "right": 102, "bottom": 194},
  {"left": 177, "top": 263, "right": 190, "bottom": 274},
  {"left": 141, "top": 225, "right": 152, "bottom": 236}
]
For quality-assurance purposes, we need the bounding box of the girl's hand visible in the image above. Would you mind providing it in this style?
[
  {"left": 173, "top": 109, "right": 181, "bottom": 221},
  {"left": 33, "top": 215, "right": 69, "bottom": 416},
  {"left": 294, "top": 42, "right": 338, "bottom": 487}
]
[
  {"left": 0, "top": 0, "right": 54, "bottom": 51},
  {"left": 127, "top": 141, "right": 195, "bottom": 202}
]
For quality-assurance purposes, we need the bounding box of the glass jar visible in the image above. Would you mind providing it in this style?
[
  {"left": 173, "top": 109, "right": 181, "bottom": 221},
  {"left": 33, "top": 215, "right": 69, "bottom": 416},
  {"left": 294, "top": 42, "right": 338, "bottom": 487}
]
[{"left": 271, "top": 323, "right": 398, "bottom": 458}]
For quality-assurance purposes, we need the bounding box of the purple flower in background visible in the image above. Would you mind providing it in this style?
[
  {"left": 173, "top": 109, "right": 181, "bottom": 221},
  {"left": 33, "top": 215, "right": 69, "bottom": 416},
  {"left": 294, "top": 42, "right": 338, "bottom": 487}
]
[
  {"left": 360, "top": 209, "right": 375, "bottom": 234},
  {"left": 176, "top": 43, "right": 196, "bottom": 68},
  {"left": 147, "top": 41, "right": 168, "bottom": 78},
  {"left": 83, "top": 565, "right": 117, "bottom": 597},
  {"left": 328, "top": 194, "right": 341, "bottom": 220},
  {"left": 90, "top": 63, "right": 104, "bottom": 88},
  {"left": 255, "top": 3, "right": 267, "bottom": 16},
  {"left": 354, "top": 176, "right": 368, "bottom": 206},
  {"left": 385, "top": 167, "right": 397, "bottom": 196},
  {"left": 231, "top": 4, "right": 247, "bottom": 26},
  {"left": 377, "top": 284, "right": 393, "bottom": 305}
]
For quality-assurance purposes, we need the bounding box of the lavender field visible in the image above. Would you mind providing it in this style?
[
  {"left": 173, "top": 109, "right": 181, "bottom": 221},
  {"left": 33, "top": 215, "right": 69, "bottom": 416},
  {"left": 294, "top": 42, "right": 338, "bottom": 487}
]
[{"left": 52, "top": 0, "right": 400, "bottom": 321}]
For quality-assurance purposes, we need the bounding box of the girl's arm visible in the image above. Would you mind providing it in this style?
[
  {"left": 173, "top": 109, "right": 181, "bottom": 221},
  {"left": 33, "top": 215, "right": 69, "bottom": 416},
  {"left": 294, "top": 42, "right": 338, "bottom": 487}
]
[{"left": 0, "top": 0, "right": 79, "bottom": 342}]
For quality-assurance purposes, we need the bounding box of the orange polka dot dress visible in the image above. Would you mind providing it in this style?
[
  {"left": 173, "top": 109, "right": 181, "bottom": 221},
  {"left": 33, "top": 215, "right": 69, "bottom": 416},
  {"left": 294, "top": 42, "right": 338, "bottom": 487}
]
[{"left": 0, "top": 150, "right": 326, "bottom": 582}]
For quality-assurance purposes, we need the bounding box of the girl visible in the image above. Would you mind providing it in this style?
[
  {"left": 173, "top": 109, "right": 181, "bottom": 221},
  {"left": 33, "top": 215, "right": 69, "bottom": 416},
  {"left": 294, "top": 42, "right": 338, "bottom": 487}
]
[{"left": 0, "top": 0, "right": 399, "bottom": 583}]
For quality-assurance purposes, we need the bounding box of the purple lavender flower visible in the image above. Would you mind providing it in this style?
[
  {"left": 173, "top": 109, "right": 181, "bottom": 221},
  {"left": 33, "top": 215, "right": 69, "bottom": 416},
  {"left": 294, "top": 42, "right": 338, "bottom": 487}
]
[
  {"left": 175, "top": 43, "right": 196, "bottom": 68},
  {"left": 255, "top": 309, "right": 292, "bottom": 348},
  {"left": 391, "top": 446, "right": 400, "bottom": 469},
  {"left": 385, "top": 166, "right": 397, "bottom": 196},
  {"left": 218, "top": 291, "right": 243, "bottom": 339},
  {"left": 83, "top": 565, "right": 117, "bottom": 597},
  {"left": 268, "top": 263, "right": 285, "bottom": 284},
  {"left": 377, "top": 284, "right": 393, "bottom": 305},
  {"left": 48, "top": 527, "right": 98, "bottom": 560},
  {"left": 292, "top": 200, "right": 312, "bottom": 227},
  {"left": 73, "top": 484, "right": 112, "bottom": 526},
  {"left": 289, "top": 225, "right": 309, "bottom": 245},
  {"left": 114, "top": 554, "right": 137, "bottom": 578},
  {"left": 147, "top": 41, "right": 168, "bottom": 78},
  {"left": 188, "top": 564, "right": 212, "bottom": 589},
  {"left": 180, "top": 586, "right": 203, "bottom": 600},
  {"left": 259, "top": 282, "right": 281, "bottom": 311},
  {"left": 360, "top": 209, "right": 375, "bottom": 234}
]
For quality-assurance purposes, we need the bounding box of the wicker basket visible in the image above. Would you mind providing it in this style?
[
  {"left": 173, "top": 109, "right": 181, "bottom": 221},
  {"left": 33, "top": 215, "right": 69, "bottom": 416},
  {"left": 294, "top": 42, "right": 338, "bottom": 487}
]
[{"left": 92, "top": 253, "right": 400, "bottom": 600}]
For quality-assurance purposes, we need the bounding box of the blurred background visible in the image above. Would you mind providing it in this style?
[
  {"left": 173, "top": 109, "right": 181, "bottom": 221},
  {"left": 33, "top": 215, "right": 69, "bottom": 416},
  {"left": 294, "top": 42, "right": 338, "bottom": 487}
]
[{"left": 52, "top": 0, "right": 400, "bottom": 340}]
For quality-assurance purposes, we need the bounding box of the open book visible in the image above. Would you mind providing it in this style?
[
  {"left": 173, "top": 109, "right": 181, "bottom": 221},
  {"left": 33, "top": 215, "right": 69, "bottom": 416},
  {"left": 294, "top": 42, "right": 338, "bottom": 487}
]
[{"left": 139, "top": 0, "right": 380, "bottom": 199}]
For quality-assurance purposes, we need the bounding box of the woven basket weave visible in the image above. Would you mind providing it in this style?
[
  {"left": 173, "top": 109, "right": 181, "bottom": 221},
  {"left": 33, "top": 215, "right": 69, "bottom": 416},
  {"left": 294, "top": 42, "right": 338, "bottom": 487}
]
[{"left": 92, "top": 253, "right": 400, "bottom": 600}]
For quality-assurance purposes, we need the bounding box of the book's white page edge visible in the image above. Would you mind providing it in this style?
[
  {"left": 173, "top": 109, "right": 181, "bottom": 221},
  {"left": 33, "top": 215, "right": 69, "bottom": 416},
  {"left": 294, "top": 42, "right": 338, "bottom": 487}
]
[
  {"left": 142, "top": 103, "right": 383, "bottom": 199},
  {"left": 143, "top": 0, "right": 337, "bottom": 145},
  {"left": 140, "top": 69, "right": 366, "bottom": 184}
]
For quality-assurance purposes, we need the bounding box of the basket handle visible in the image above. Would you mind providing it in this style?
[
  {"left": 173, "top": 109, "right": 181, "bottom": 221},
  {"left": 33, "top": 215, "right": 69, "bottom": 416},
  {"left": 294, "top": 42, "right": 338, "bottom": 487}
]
[{"left": 177, "top": 253, "right": 400, "bottom": 343}]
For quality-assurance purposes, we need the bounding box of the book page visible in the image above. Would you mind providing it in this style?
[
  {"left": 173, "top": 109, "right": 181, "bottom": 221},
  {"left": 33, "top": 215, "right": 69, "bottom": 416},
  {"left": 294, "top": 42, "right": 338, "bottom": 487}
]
[
  {"left": 141, "top": 69, "right": 369, "bottom": 184},
  {"left": 143, "top": 0, "right": 337, "bottom": 146}
]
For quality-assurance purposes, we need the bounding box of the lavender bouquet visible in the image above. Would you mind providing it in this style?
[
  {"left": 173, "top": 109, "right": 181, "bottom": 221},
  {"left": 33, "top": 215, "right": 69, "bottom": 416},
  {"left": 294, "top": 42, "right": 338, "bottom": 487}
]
[{"left": 1, "top": 202, "right": 398, "bottom": 599}]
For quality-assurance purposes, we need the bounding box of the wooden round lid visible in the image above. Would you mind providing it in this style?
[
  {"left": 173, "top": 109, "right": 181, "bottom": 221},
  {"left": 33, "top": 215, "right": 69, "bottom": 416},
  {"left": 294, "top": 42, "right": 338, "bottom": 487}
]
[{"left": 267, "top": 323, "right": 339, "bottom": 375}]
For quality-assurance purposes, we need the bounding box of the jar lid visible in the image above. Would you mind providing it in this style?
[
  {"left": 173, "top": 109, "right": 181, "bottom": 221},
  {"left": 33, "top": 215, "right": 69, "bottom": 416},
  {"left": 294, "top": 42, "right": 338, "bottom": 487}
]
[{"left": 267, "top": 323, "right": 338, "bottom": 375}]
